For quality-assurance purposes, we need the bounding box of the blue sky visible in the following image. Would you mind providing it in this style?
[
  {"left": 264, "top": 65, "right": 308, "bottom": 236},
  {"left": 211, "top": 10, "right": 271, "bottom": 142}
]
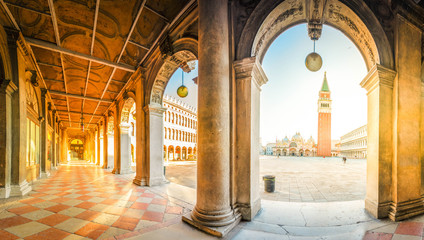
[{"left": 165, "top": 23, "right": 367, "bottom": 145}]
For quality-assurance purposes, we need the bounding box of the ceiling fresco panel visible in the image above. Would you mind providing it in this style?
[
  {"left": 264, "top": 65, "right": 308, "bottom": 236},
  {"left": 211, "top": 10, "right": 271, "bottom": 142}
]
[
  {"left": 93, "top": 0, "right": 143, "bottom": 62},
  {"left": 8, "top": 3, "right": 55, "bottom": 43},
  {"left": 146, "top": 0, "right": 189, "bottom": 21},
  {"left": 32, "top": 47, "right": 62, "bottom": 66},
  {"left": 120, "top": 43, "right": 147, "bottom": 66},
  {"left": 130, "top": 9, "right": 167, "bottom": 48}
]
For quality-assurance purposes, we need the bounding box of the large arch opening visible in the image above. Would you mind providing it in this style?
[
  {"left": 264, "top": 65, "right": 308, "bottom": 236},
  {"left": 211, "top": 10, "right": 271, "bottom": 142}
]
[
  {"left": 260, "top": 23, "right": 367, "bottom": 203},
  {"left": 233, "top": 0, "right": 394, "bottom": 222}
]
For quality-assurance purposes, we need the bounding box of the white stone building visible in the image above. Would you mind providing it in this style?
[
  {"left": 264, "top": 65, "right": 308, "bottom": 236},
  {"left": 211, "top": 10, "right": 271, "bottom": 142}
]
[
  {"left": 340, "top": 125, "right": 367, "bottom": 159},
  {"left": 163, "top": 95, "right": 197, "bottom": 161}
]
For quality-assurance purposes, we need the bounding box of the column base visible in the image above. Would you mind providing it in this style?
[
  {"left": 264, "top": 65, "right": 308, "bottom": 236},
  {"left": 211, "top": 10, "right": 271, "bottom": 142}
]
[
  {"left": 148, "top": 176, "right": 168, "bottom": 186},
  {"left": 388, "top": 198, "right": 424, "bottom": 221},
  {"left": 40, "top": 171, "right": 50, "bottom": 179},
  {"left": 182, "top": 210, "right": 241, "bottom": 237},
  {"left": 365, "top": 198, "right": 390, "bottom": 219},
  {"left": 10, "top": 181, "right": 31, "bottom": 197},
  {"left": 0, "top": 186, "right": 11, "bottom": 198},
  {"left": 133, "top": 177, "right": 147, "bottom": 186},
  {"left": 238, "top": 198, "right": 261, "bottom": 221}
]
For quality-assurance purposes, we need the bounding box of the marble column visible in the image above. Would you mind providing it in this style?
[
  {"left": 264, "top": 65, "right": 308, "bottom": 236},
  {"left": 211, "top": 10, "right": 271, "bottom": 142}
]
[
  {"left": 60, "top": 127, "right": 68, "bottom": 163},
  {"left": 388, "top": 15, "right": 424, "bottom": 221},
  {"left": 133, "top": 79, "right": 146, "bottom": 185},
  {"left": 183, "top": 0, "right": 239, "bottom": 236},
  {"left": 113, "top": 105, "right": 121, "bottom": 174},
  {"left": 102, "top": 116, "right": 108, "bottom": 168},
  {"left": 7, "top": 27, "right": 31, "bottom": 197},
  {"left": 143, "top": 104, "right": 167, "bottom": 186},
  {"left": 51, "top": 111, "right": 57, "bottom": 170},
  {"left": 99, "top": 124, "right": 104, "bottom": 167},
  {"left": 40, "top": 89, "right": 50, "bottom": 178},
  {"left": 234, "top": 57, "right": 268, "bottom": 220},
  {"left": 0, "top": 79, "right": 17, "bottom": 198},
  {"left": 119, "top": 123, "right": 132, "bottom": 174},
  {"left": 107, "top": 116, "right": 114, "bottom": 170},
  {"left": 360, "top": 64, "right": 396, "bottom": 219},
  {"left": 96, "top": 125, "right": 100, "bottom": 165}
]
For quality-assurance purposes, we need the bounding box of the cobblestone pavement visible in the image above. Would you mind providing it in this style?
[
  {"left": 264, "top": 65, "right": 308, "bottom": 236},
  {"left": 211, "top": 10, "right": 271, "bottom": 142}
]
[{"left": 166, "top": 156, "right": 366, "bottom": 202}]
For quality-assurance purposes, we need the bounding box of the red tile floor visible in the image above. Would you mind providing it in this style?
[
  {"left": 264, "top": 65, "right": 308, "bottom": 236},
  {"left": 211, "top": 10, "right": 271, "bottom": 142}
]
[
  {"left": 363, "top": 220, "right": 424, "bottom": 240},
  {"left": 0, "top": 162, "right": 189, "bottom": 240}
]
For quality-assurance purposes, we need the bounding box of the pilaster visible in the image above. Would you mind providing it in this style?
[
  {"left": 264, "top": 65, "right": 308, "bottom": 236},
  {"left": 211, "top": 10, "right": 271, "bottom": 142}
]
[
  {"left": 40, "top": 89, "right": 50, "bottom": 178},
  {"left": 233, "top": 56, "right": 268, "bottom": 220},
  {"left": 388, "top": 15, "right": 424, "bottom": 221},
  {"left": 360, "top": 64, "right": 396, "bottom": 219},
  {"left": 0, "top": 79, "right": 17, "bottom": 198}
]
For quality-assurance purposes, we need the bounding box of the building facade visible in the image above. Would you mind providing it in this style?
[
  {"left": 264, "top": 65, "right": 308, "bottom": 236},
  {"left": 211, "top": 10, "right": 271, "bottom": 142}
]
[
  {"left": 163, "top": 95, "right": 197, "bottom": 161},
  {"left": 271, "top": 133, "right": 317, "bottom": 157},
  {"left": 317, "top": 72, "right": 332, "bottom": 157},
  {"left": 340, "top": 125, "right": 367, "bottom": 159}
]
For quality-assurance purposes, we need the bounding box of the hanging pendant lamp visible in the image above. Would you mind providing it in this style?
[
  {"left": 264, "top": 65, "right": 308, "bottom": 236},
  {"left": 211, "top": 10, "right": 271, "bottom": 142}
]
[
  {"left": 305, "top": 40, "right": 322, "bottom": 72},
  {"left": 177, "top": 70, "right": 188, "bottom": 98}
]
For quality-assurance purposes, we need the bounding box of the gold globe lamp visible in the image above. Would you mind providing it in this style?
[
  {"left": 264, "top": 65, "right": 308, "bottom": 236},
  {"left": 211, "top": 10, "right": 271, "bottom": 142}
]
[
  {"left": 176, "top": 70, "right": 188, "bottom": 98},
  {"left": 305, "top": 41, "right": 322, "bottom": 72}
]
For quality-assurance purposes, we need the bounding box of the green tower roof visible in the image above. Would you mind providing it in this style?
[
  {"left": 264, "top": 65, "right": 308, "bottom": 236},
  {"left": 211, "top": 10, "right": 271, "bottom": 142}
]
[{"left": 321, "top": 72, "right": 330, "bottom": 92}]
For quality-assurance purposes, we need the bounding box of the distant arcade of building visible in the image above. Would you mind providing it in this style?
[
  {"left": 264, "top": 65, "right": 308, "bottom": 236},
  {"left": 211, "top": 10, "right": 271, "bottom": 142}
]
[
  {"left": 340, "top": 125, "right": 367, "bottom": 159},
  {"left": 163, "top": 95, "right": 198, "bottom": 161}
]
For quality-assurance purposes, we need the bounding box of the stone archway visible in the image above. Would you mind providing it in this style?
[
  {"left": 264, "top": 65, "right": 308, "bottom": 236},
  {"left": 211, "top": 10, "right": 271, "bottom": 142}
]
[
  {"left": 233, "top": 0, "right": 399, "bottom": 222},
  {"left": 137, "top": 38, "right": 198, "bottom": 186}
]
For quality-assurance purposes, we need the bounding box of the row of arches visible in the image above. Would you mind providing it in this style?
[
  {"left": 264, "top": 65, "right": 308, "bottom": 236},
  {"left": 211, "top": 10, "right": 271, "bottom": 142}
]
[
  {"left": 165, "top": 145, "right": 197, "bottom": 161},
  {"left": 164, "top": 127, "right": 196, "bottom": 142},
  {"left": 164, "top": 110, "right": 197, "bottom": 129}
]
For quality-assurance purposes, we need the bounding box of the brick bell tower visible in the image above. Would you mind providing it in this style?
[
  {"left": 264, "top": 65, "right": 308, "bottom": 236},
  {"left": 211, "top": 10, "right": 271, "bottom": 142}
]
[{"left": 317, "top": 72, "right": 332, "bottom": 157}]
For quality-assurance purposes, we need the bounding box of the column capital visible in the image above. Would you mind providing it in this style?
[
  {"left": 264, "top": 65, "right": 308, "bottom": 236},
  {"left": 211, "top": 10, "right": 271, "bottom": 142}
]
[
  {"left": 234, "top": 57, "right": 268, "bottom": 88},
  {"left": 0, "top": 79, "right": 17, "bottom": 95},
  {"left": 143, "top": 104, "right": 167, "bottom": 116},
  {"left": 360, "top": 64, "right": 396, "bottom": 93}
]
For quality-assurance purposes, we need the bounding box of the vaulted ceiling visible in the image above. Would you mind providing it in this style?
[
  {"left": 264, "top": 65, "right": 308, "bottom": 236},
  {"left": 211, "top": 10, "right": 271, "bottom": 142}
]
[{"left": 0, "top": 0, "right": 197, "bottom": 133}]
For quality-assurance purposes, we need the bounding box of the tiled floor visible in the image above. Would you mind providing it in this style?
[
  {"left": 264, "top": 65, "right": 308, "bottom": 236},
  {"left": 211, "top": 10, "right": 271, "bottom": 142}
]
[
  {"left": 2, "top": 161, "right": 424, "bottom": 240},
  {"left": 363, "top": 221, "right": 424, "bottom": 240},
  {"left": 0, "top": 161, "right": 189, "bottom": 240}
]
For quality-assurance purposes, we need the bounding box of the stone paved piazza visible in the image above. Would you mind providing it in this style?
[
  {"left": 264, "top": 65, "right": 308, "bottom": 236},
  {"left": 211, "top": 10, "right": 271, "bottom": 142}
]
[{"left": 166, "top": 156, "right": 366, "bottom": 202}]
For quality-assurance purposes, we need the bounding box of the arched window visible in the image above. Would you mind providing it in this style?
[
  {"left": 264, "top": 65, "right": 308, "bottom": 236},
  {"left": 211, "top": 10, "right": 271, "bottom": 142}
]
[
  {"left": 131, "top": 122, "right": 135, "bottom": 136},
  {"left": 164, "top": 127, "right": 167, "bottom": 139},
  {"left": 172, "top": 113, "right": 174, "bottom": 123}
]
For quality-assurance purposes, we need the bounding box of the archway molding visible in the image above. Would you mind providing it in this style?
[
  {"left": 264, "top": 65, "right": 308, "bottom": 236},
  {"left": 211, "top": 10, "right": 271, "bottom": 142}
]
[{"left": 236, "top": 0, "right": 393, "bottom": 70}]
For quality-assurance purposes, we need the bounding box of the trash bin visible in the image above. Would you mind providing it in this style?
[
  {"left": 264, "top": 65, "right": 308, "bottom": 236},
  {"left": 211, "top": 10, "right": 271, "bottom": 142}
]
[{"left": 263, "top": 175, "right": 275, "bottom": 193}]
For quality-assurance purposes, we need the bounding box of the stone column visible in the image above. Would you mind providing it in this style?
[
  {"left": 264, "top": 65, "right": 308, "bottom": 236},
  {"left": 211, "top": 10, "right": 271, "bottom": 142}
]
[
  {"left": 96, "top": 125, "right": 100, "bottom": 165},
  {"left": 133, "top": 79, "right": 146, "bottom": 185},
  {"left": 183, "top": 0, "right": 239, "bottom": 236},
  {"left": 118, "top": 123, "right": 132, "bottom": 174},
  {"left": 107, "top": 115, "right": 114, "bottom": 170},
  {"left": 7, "top": 28, "right": 31, "bottom": 197},
  {"left": 60, "top": 127, "right": 68, "bottom": 163},
  {"left": 360, "top": 64, "right": 396, "bottom": 219},
  {"left": 388, "top": 15, "right": 424, "bottom": 221},
  {"left": 0, "top": 79, "right": 17, "bottom": 198},
  {"left": 143, "top": 104, "right": 167, "bottom": 186},
  {"left": 99, "top": 123, "right": 104, "bottom": 167},
  {"left": 51, "top": 111, "right": 57, "bottom": 170},
  {"left": 102, "top": 116, "right": 108, "bottom": 168},
  {"left": 234, "top": 57, "right": 268, "bottom": 220},
  {"left": 113, "top": 104, "right": 121, "bottom": 173},
  {"left": 40, "top": 89, "right": 50, "bottom": 178}
]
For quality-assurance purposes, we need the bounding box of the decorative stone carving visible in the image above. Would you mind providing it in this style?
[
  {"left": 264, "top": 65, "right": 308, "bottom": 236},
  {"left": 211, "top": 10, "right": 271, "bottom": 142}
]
[
  {"left": 159, "top": 35, "right": 174, "bottom": 59},
  {"left": 326, "top": 1, "right": 379, "bottom": 67},
  {"left": 150, "top": 50, "right": 197, "bottom": 105}
]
